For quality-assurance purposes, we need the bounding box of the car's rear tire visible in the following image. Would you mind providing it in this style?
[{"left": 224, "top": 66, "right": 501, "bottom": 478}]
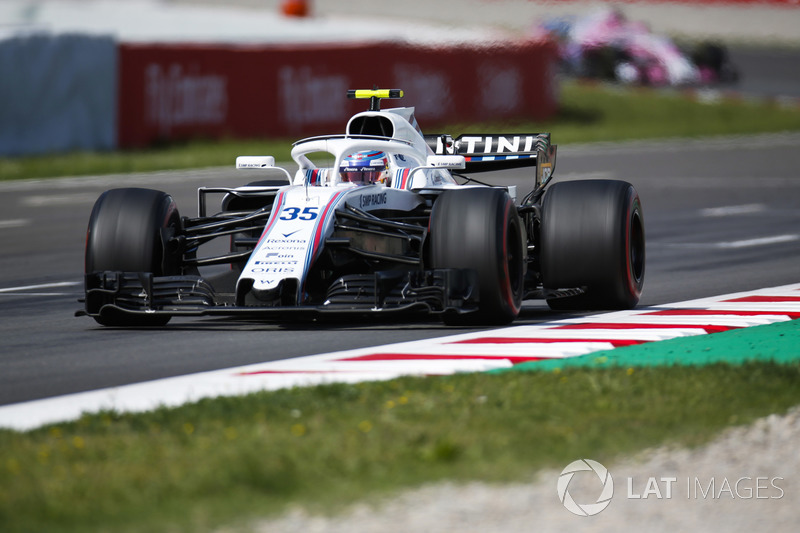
[
  {"left": 431, "top": 188, "right": 525, "bottom": 325},
  {"left": 85, "top": 188, "right": 181, "bottom": 326},
  {"left": 541, "top": 179, "right": 645, "bottom": 310}
]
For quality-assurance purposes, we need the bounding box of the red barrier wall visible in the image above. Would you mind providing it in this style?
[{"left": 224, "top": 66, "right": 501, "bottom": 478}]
[{"left": 117, "top": 40, "right": 558, "bottom": 148}]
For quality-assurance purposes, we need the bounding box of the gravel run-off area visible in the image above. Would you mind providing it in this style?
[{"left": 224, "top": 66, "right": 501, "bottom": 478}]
[{"left": 242, "top": 406, "right": 800, "bottom": 532}]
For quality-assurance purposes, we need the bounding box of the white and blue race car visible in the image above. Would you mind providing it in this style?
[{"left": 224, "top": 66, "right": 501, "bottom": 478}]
[{"left": 78, "top": 89, "right": 645, "bottom": 327}]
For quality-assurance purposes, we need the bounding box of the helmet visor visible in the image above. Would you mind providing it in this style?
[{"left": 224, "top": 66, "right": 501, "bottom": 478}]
[{"left": 340, "top": 169, "right": 383, "bottom": 185}]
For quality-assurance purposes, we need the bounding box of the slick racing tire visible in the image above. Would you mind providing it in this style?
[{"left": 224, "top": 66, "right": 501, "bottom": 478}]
[
  {"left": 541, "top": 179, "right": 645, "bottom": 311},
  {"left": 85, "top": 188, "right": 181, "bottom": 326},
  {"left": 431, "top": 187, "right": 525, "bottom": 325}
]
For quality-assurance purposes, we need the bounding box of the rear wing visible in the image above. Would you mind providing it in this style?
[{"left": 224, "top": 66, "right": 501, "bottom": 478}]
[{"left": 425, "top": 133, "right": 557, "bottom": 187}]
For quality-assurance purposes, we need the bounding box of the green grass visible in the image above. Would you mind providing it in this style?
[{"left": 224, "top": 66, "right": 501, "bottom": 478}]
[
  {"left": 2, "top": 81, "right": 800, "bottom": 182},
  {"left": 0, "top": 137, "right": 295, "bottom": 183},
  {"left": 544, "top": 83, "right": 800, "bottom": 142},
  {"left": 2, "top": 362, "right": 799, "bottom": 533}
]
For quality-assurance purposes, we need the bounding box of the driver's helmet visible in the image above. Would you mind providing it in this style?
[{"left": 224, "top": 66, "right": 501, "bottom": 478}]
[{"left": 339, "top": 150, "right": 389, "bottom": 185}]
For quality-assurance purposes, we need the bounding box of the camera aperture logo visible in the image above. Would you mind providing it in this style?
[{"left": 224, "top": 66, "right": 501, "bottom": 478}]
[{"left": 557, "top": 459, "right": 614, "bottom": 516}]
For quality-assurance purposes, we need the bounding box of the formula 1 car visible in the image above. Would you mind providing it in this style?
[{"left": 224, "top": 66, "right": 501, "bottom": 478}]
[
  {"left": 78, "top": 89, "right": 645, "bottom": 327},
  {"left": 536, "top": 7, "right": 738, "bottom": 86}
]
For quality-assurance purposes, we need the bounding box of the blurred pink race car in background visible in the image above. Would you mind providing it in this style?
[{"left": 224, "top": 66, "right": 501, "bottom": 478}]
[{"left": 535, "top": 7, "right": 739, "bottom": 86}]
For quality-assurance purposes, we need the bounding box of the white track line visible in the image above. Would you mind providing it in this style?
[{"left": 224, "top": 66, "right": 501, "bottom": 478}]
[
  {"left": 661, "top": 234, "right": 799, "bottom": 249},
  {"left": 22, "top": 193, "right": 100, "bottom": 207},
  {"left": 557, "top": 315, "right": 787, "bottom": 327},
  {"left": 0, "top": 219, "right": 29, "bottom": 229},
  {"left": 0, "top": 281, "right": 81, "bottom": 293},
  {"left": 0, "top": 282, "right": 798, "bottom": 431},
  {"left": 700, "top": 204, "right": 765, "bottom": 217},
  {"left": 714, "top": 235, "right": 799, "bottom": 248}
]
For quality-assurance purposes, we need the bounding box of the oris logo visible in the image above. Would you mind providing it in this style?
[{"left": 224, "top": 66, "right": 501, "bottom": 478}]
[{"left": 557, "top": 459, "right": 614, "bottom": 516}]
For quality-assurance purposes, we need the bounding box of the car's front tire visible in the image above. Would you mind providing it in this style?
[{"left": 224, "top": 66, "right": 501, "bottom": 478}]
[
  {"left": 541, "top": 179, "right": 645, "bottom": 310},
  {"left": 85, "top": 188, "right": 181, "bottom": 326},
  {"left": 431, "top": 187, "right": 525, "bottom": 325}
]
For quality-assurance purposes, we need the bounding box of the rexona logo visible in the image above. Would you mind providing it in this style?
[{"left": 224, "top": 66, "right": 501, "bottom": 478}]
[{"left": 557, "top": 459, "right": 614, "bottom": 516}]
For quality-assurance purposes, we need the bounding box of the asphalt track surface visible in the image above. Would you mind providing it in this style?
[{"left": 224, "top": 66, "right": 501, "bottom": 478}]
[
  {"left": 727, "top": 46, "right": 800, "bottom": 99},
  {"left": 1, "top": 132, "right": 799, "bottom": 407}
]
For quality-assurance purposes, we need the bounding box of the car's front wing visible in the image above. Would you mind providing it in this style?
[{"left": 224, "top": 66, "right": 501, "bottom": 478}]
[{"left": 77, "top": 269, "right": 480, "bottom": 322}]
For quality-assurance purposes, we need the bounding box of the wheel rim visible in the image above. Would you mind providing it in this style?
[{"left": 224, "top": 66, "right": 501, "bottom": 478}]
[
  {"left": 506, "top": 220, "right": 523, "bottom": 298},
  {"left": 629, "top": 207, "right": 645, "bottom": 287},
  {"left": 501, "top": 201, "right": 523, "bottom": 314}
]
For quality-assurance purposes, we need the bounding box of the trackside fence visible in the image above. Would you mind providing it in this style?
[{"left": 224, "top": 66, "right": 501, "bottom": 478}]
[
  {"left": 0, "top": 33, "right": 117, "bottom": 157},
  {"left": 0, "top": 36, "right": 557, "bottom": 155}
]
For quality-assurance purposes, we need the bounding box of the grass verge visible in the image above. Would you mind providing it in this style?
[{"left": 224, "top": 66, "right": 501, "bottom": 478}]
[
  {"left": 2, "top": 81, "right": 800, "bottom": 182},
  {"left": 1, "top": 362, "right": 799, "bottom": 532}
]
